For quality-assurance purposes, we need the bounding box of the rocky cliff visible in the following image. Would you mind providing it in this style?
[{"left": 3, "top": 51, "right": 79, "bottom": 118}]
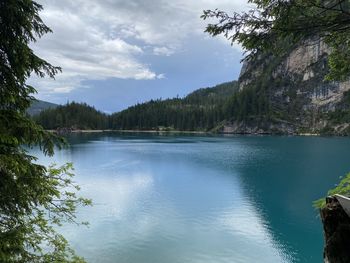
[{"left": 222, "top": 38, "right": 350, "bottom": 135}]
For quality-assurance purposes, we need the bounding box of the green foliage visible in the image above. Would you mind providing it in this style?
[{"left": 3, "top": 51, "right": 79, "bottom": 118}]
[
  {"left": 33, "top": 76, "right": 317, "bottom": 133},
  {"left": 0, "top": 163, "right": 91, "bottom": 262},
  {"left": 0, "top": 1, "right": 90, "bottom": 261},
  {"left": 109, "top": 81, "right": 239, "bottom": 131},
  {"left": 34, "top": 102, "right": 109, "bottom": 130},
  {"left": 34, "top": 81, "right": 240, "bottom": 132},
  {"left": 223, "top": 83, "right": 271, "bottom": 121},
  {"left": 185, "top": 81, "right": 240, "bottom": 103},
  {"left": 326, "top": 32, "right": 350, "bottom": 81},
  {"left": 314, "top": 172, "right": 350, "bottom": 209}
]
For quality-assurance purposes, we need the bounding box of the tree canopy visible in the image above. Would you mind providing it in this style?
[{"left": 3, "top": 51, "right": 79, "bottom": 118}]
[
  {"left": 33, "top": 82, "right": 240, "bottom": 132},
  {"left": 202, "top": 0, "right": 350, "bottom": 80},
  {"left": 0, "top": 1, "right": 90, "bottom": 262},
  {"left": 34, "top": 102, "right": 109, "bottom": 130}
]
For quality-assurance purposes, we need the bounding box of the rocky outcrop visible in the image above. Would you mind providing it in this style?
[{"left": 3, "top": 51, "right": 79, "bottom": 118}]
[
  {"left": 222, "top": 119, "right": 296, "bottom": 135},
  {"left": 321, "top": 196, "right": 350, "bottom": 263},
  {"left": 224, "top": 37, "right": 350, "bottom": 135}
]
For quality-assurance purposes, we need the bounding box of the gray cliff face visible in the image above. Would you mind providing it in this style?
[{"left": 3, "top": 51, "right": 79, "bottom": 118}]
[
  {"left": 222, "top": 119, "right": 295, "bottom": 135},
  {"left": 223, "top": 38, "right": 350, "bottom": 135},
  {"left": 278, "top": 39, "right": 350, "bottom": 111}
]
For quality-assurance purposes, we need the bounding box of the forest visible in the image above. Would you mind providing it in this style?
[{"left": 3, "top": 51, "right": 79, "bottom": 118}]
[
  {"left": 33, "top": 102, "right": 109, "bottom": 130},
  {"left": 33, "top": 79, "right": 282, "bottom": 132},
  {"left": 34, "top": 80, "right": 267, "bottom": 131}
]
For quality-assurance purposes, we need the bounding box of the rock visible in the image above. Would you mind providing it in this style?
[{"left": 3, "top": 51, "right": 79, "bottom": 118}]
[
  {"left": 234, "top": 37, "right": 350, "bottom": 135},
  {"left": 321, "top": 196, "right": 350, "bottom": 263},
  {"left": 221, "top": 119, "right": 297, "bottom": 135}
]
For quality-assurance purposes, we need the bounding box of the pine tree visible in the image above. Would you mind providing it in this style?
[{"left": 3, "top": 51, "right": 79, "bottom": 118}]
[{"left": 0, "top": 1, "right": 90, "bottom": 262}]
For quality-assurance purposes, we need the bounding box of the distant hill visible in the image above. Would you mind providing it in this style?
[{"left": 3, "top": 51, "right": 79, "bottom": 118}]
[
  {"left": 185, "top": 81, "right": 239, "bottom": 103},
  {"left": 109, "top": 80, "right": 239, "bottom": 131},
  {"left": 27, "top": 100, "right": 58, "bottom": 116},
  {"left": 34, "top": 80, "right": 239, "bottom": 131},
  {"left": 34, "top": 102, "right": 108, "bottom": 130}
]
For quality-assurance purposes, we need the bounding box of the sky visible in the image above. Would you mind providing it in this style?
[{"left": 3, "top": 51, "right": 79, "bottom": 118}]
[{"left": 30, "top": 0, "right": 249, "bottom": 113}]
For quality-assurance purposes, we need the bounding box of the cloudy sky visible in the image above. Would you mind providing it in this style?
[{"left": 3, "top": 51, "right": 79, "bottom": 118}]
[{"left": 31, "top": 0, "right": 248, "bottom": 113}]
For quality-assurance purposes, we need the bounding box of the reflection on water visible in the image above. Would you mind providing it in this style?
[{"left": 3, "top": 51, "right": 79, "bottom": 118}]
[{"left": 33, "top": 133, "right": 350, "bottom": 263}]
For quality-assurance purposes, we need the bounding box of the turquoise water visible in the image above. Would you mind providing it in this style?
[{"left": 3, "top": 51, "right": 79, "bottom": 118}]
[{"left": 34, "top": 134, "right": 350, "bottom": 262}]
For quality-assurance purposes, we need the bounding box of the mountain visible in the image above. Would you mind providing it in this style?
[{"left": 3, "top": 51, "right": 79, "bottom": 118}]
[
  {"left": 27, "top": 100, "right": 58, "bottom": 116},
  {"left": 220, "top": 37, "right": 350, "bottom": 135},
  {"left": 185, "top": 81, "right": 240, "bottom": 103},
  {"left": 34, "top": 81, "right": 239, "bottom": 131},
  {"left": 34, "top": 44, "right": 350, "bottom": 135},
  {"left": 109, "top": 81, "right": 239, "bottom": 131}
]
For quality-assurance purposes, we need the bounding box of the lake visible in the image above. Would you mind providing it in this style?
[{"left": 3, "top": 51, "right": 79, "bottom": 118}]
[{"left": 33, "top": 133, "right": 350, "bottom": 263}]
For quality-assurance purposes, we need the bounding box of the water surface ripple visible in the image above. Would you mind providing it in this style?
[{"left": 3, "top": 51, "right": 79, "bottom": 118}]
[{"left": 33, "top": 134, "right": 350, "bottom": 263}]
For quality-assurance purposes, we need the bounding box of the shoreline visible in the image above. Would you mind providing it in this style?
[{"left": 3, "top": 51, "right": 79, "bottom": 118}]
[
  {"left": 47, "top": 129, "right": 325, "bottom": 136},
  {"left": 111, "top": 129, "right": 208, "bottom": 134},
  {"left": 47, "top": 129, "right": 209, "bottom": 134}
]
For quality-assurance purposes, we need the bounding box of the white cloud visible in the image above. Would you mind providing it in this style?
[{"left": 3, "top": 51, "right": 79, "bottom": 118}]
[
  {"left": 156, "top": 73, "right": 166, "bottom": 79},
  {"left": 32, "top": 0, "right": 248, "bottom": 94},
  {"left": 153, "top": 46, "right": 174, "bottom": 56}
]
